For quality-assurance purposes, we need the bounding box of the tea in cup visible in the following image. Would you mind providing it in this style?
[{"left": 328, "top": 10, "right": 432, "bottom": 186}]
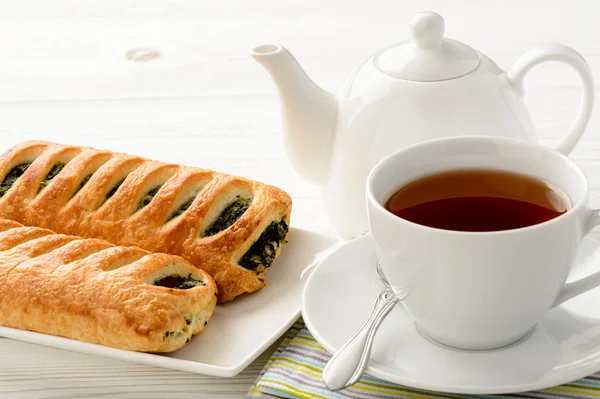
[
  {"left": 384, "top": 168, "right": 570, "bottom": 232},
  {"left": 366, "top": 136, "right": 600, "bottom": 350}
]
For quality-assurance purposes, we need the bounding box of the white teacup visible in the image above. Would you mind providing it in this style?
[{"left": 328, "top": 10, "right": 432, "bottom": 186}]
[{"left": 366, "top": 136, "right": 600, "bottom": 350}]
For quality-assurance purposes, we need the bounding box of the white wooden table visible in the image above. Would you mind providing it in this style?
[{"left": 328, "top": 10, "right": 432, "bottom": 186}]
[{"left": 0, "top": 0, "right": 599, "bottom": 397}]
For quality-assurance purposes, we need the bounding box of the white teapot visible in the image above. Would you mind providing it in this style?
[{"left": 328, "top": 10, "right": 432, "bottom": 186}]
[{"left": 252, "top": 11, "right": 594, "bottom": 237}]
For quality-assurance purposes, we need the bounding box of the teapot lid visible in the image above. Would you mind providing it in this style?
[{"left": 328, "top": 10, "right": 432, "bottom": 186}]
[{"left": 375, "top": 12, "right": 480, "bottom": 82}]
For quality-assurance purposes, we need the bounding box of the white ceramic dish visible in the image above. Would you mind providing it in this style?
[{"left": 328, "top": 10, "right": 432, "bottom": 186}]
[
  {"left": 302, "top": 233, "right": 600, "bottom": 394},
  {"left": 0, "top": 228, "right": 339, "bottom": 377}
]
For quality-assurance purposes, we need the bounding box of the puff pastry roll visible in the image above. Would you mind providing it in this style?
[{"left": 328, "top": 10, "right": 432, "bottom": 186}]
[
  {"left": 0, "top": 141, "right": 292, "bottom": 302},
  {"left": 0, "top": 218, "right": 217, "bottom": 352}
]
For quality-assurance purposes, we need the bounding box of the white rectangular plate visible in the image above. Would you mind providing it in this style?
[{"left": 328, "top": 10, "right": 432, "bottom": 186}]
[{"left": 0, "top": 227, "right": 340, "bottom": 377}]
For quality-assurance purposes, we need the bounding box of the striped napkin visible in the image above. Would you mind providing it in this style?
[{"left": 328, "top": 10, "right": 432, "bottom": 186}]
[{"left": 248, "top": 319, "right": 600, "bottom": 399}]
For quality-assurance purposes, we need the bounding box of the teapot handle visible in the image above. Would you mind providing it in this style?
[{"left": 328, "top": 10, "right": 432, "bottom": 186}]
[{"left": 507, "top": 44, "right": 595, "bottom": 155}]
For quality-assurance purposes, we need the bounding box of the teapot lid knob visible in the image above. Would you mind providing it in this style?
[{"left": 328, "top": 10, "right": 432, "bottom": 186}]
[
  {"left": 374, "top": 11, "right": 480, "bottom": 82},
  {"left": 410, "top": 12, "right": 445, "bottom": 50}
]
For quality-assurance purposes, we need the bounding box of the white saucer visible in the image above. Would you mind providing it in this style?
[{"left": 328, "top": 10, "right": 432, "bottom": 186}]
[{"left": 302, "top": 233, "right": 600, "bottom": 394}]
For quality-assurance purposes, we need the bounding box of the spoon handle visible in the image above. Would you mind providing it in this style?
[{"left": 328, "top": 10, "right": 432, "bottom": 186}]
[{"left": 322, "top": 290, "right": 399, "bottom": 391}]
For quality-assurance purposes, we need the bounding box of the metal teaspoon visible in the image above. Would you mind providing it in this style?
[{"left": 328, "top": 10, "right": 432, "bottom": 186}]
[{"left": 322, "top": 263, "right": 413, "bottom": 391}]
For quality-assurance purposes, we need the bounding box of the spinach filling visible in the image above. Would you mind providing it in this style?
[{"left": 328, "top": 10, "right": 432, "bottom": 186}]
[
  {"left": 239, "top": 219, "right": 289, "bottom": 270},
  {"left": 106, "top": 179, "right": 124, "bottom": 200},
  {"left": 37, "top": 162, "right": 66, "bottom": 193},
  {"left": 163, "top": 330, "right": 185, "bottom": 340},
  {"left": 71, "top": 173, "right": 93, "bottom": 198},
  {"left": 154, "top": 274, "right": 205, "bottom": 289},
  {"left": 166, "top": 192, "right": 198, "bottom": 222},
  {"left": 136, "top": 185, "right": 161, "bottom": 212},
  {"left": 0, "top": 162, "right": 32, "bottom": 198},
  {"left": 98, "top": 178, "right": 125, "bottom": 207},
  {"left": 203, "top": 196, "right": 252, "bottom": 237}
]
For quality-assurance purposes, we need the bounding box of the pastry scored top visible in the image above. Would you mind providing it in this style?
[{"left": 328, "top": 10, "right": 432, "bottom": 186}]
[
  {"left": 0, "top": 218, "right": 217, "bottom": 352},
  {"left": 0, "top": 140, "right": 292, "bottom": 302}
]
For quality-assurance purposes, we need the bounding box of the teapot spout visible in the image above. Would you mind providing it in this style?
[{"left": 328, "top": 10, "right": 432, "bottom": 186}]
[{"left": 252, "top": 45, "right": 337, "bottom": 186}]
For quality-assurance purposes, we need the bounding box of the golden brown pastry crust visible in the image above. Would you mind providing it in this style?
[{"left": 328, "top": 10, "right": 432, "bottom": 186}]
[
  {"left": 0, "top": 218, "right": 217, "bottom": 352},
  {"left": 0, "top": 141, "right": 292, "bottom": 302}
]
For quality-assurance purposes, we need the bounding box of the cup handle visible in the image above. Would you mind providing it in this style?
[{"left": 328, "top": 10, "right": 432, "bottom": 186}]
[
  {"left": 507, "top": 44, "right": 595, "bottom": 156},
  {"left": 553, "top": 209, "right": 600, "bottom": 307}
]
